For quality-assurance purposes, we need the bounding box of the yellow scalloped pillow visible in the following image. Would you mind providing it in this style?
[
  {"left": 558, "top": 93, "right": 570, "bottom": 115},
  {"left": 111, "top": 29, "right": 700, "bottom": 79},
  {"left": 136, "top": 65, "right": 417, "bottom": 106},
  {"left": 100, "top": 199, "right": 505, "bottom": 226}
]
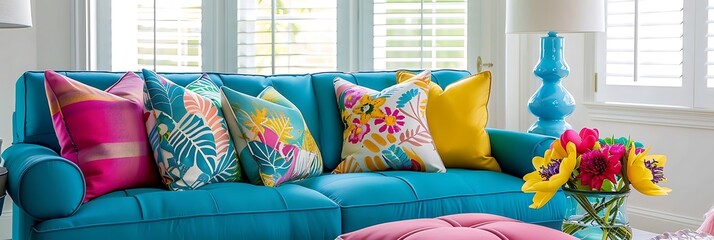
[{"left": 396, "top": 70, "right": 500, "bottom": 171}]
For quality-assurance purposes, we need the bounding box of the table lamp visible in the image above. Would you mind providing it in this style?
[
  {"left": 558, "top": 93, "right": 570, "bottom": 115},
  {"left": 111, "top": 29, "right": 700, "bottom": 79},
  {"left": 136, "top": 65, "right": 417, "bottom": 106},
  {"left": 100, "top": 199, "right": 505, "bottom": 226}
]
[
  {"left": 506, "top": 0, "right": 604, "bottom": 137},
  {"left": 0, "top": 0, "right": 32, "bottom": 28}
]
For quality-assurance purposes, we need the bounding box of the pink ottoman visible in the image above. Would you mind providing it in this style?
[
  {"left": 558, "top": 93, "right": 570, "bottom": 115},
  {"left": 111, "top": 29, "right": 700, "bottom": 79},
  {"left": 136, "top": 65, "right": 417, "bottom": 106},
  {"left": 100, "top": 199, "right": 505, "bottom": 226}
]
[{"left": 337, "top": 213, "right": 576, "bottom": 240}]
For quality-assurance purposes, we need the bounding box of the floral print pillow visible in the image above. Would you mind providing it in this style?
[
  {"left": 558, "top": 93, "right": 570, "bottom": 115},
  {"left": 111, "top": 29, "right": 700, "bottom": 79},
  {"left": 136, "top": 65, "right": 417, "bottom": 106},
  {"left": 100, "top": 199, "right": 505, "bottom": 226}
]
[
  {"left": 221, "top": 86, "right": 323, "bottom": 187},
  {"left": 333, "top": 71, "right": 446, "bottom": 174},
  {"left": 143, "top": 69, "right": 241, "bottom": 191}
]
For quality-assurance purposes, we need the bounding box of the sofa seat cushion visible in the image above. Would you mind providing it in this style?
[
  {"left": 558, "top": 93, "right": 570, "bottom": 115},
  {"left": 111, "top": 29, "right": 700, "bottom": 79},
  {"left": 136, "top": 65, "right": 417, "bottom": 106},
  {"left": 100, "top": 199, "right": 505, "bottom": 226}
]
[
  {"left": 33, "top": 183, "right": 341, "bottom": 240},
  {"left": 297, "top": 168, "right": 565, "bottom": 233}
]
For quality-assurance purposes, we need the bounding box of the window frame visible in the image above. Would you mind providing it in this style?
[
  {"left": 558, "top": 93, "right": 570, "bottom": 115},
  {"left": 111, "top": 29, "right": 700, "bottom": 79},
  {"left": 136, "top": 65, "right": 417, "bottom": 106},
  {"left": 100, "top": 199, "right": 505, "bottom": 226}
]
[
  {"left": 693, "top": 0, "right": 714, "bottom": 109},
  {"left": 202, "top": 0, "right": 238, "bottom": 73},
  {"left": 595, "top": 0, "right": 714, "bottom": 109},
  {"left": 84, "top": 0, "right": 481, "bottom": 74}
]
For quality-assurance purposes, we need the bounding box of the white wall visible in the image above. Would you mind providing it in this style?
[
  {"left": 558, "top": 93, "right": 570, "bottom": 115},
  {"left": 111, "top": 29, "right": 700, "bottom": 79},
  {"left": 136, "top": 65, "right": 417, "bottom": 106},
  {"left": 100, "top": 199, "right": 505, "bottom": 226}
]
[
  {"left": 34, "top": 0, "right": 72, "bottom": 70},
  {"left": 0, "top": 0, "right": 72, "bottom": 238},
  {"left": 0, "top": 26, "right": 36, "bottom": 238},
  {"left": 0, "top": 9, "right": 37, "bottom": 240},
  {"left": 507, "top": 33, "right": 712, "bottom": 233}
]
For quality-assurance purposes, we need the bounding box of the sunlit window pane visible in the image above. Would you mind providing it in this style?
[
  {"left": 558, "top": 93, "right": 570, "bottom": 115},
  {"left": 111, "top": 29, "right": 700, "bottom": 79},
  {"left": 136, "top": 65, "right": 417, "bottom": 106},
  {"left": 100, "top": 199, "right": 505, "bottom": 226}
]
[
  {"left": 237, "top": 0, "right": 337, "bottom": 75},
  {"left": 374, "top": 0, "right": 467, "bottom": 70},
  {"left": 111, "top": 0, "right": 202, "bottom": 72}
]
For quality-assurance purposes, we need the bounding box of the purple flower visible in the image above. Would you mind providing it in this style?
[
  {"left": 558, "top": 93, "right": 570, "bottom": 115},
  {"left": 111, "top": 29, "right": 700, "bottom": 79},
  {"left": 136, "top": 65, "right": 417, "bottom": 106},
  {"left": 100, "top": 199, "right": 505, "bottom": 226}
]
[
  {"left": 645, "top": 158, "right": 666, "bottom": 183},
  {"left": 539, "top": 158, "right": 562, "bottom": 181}
]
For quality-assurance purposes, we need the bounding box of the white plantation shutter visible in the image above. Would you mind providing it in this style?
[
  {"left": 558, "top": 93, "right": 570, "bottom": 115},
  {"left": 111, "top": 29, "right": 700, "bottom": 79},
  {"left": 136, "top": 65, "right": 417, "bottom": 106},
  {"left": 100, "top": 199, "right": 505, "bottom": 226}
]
[
  {"left": 237, "top": 0, "right": 337, "bottom": 75},
  {"left": 605, "top": 0, "right": 683, "bottom": 87},
  {"left": 695, "top": 0, "right": 714, "bottom": 108},
  {"left": 707, "top": 0, "right": 714, "bottom": 88},
  {"left": 373, "top": 0, "right": 467, "bottom": 70},
  {"left": 597, "top": 0, "right": 691, "bottom": 106},
  {"left": 110, "top": 0, "right": 202, "bottom": 72},
  {"left": 97, "top": 1, "right": 486, "bottom": 75}
]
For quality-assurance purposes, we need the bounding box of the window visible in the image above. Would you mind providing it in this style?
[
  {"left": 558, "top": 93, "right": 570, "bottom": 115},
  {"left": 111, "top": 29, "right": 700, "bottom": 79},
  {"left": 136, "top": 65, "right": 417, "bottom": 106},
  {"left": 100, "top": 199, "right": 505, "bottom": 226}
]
[
  {"left": 89, "top": 0, "right": 476, "bottom": 74},
  {"left": 237, "top": 0, "right": 337, "bottom": 74},
  {"left": 98, "top": 0, "right": 336, "bottom": 74},
  {"left": 604, "top": 0, "right": 683, "bottom": 87},
  {"left": 110, "top": 0, "right": 202, "bottom": 72},
  {"left": 597, "top": 0, "right": 714, "bottom": 108},
  {"left": 373, "top": 0, "right": 468, "bottom": 70}
]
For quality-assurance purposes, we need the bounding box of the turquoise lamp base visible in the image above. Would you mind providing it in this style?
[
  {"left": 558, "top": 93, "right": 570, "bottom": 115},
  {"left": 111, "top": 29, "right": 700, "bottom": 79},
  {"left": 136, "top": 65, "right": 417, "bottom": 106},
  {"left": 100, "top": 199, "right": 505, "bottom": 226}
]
[
  {"left": 527, "top": 32, "right": 575, "bottom": 137},
  {"left": 528, "top": 120, "right": 573, "bottom": 137}
]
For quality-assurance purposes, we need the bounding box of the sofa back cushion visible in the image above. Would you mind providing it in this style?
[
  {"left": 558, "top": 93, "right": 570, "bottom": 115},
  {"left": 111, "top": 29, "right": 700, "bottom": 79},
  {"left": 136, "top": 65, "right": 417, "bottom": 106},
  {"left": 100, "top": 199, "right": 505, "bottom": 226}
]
[{"left": 13, "top": 70, "right": 471, "bottom": 172}]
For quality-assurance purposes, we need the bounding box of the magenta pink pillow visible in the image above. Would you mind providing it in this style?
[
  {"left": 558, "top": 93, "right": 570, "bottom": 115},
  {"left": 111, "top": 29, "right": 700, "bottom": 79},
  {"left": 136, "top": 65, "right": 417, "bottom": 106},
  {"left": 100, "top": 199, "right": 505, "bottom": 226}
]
[{"left": 44, "top": 70, "right": 160, "bottom": 202}]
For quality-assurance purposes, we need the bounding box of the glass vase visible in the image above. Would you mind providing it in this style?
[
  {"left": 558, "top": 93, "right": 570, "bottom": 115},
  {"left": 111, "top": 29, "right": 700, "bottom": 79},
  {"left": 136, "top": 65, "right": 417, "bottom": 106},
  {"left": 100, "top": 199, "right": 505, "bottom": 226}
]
[{"left": 562, "top": 188, "right": 632, "bottom": 240}]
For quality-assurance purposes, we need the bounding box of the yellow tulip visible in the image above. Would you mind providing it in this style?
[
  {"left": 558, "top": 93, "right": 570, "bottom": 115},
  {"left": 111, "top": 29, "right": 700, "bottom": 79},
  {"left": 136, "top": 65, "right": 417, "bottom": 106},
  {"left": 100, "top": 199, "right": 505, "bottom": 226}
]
[
  {"left": 626, "top": 143, "right": 671, "bottom": 196},
  {"left": 522, "top": 142, "right": 578, "bottom": 209}
]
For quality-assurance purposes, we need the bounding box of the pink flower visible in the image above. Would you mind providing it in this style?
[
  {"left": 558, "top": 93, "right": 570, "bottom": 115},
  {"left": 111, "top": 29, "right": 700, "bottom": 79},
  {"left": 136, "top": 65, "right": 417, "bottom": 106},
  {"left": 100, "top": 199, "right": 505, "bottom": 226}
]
[
  {"left": 343, "top": 88, "right": 367, "bottom": 108},
  {"left": 561, "top": 128, "right": 599, "bottom": 154},
  {"left": 577, "top": 145, "right": 624, "bottom": 190},
  {"left": 348, "top": 118, "right": 370, "bottom": 143},
  {"left": 375, "top": 107, "right": 405, "bottom": 134}
]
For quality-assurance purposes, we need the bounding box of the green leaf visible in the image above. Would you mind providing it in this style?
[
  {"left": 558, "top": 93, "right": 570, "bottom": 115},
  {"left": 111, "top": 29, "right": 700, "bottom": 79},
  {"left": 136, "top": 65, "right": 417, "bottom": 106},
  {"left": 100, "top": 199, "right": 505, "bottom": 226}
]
[{"left": 600, "top": 179, "right": 615, "bottom": 192}]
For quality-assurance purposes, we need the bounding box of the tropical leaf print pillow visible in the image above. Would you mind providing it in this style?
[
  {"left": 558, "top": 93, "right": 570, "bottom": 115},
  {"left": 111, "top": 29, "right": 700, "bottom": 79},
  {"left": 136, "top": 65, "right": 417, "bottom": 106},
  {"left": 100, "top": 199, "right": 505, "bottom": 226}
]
[
  {"left": 333, "top": 71, "right": 446, "bottom": 174},
  {"left": 143, "top": 69, "right": 241, "bottom": 191},
  {"left": 221, "top": 86, "right": 323, "bottom": 187}
]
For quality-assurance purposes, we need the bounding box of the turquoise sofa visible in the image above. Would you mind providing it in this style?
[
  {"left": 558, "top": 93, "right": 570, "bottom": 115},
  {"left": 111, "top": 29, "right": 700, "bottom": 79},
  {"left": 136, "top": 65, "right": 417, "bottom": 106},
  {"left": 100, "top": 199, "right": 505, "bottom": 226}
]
[{"left": 2, "top": 70, "right": 565, "bottom": 240}]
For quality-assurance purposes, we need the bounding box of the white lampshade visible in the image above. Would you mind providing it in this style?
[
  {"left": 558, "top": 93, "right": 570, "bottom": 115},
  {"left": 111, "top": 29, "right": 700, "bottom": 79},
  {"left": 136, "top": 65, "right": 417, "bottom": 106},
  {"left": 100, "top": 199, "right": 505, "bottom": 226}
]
[
  {"left": 0, "top": 0, "right": 32, "bottom": 28},
  {"left": 506, "top": 0, "right": 604, "bottom": 34}
]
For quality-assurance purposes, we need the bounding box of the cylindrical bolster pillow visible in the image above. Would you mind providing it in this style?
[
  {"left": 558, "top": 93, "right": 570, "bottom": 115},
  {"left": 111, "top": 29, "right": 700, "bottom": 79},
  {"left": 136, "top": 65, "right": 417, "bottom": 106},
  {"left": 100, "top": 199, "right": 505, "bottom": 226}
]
[
  {"left": 2, "top": 143, "right": 85, "bottom": 220},
  {"left": 486, "top": 128, "right": 556, "bottom": 178}
]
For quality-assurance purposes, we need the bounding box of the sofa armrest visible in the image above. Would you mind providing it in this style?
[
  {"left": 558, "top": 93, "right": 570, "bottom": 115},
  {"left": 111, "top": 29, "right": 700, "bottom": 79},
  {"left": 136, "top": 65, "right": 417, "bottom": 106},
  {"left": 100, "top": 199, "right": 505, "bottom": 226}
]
[
  {"left": 486, "top": 128, "right": 556, "bottom": 179},
  {"left": 1, "top": 143, "right": 85, "bottom": 220}
]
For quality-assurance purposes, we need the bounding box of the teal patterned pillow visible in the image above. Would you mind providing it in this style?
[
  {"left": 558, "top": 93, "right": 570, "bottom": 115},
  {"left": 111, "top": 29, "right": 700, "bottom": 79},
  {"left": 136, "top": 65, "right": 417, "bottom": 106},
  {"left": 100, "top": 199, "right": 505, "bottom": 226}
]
[
  {"left": 221, "top": 86, "right": 323, "bottom": 187},
  {"left": 143, "top": 69, "right": 241, "bottom": 190}
]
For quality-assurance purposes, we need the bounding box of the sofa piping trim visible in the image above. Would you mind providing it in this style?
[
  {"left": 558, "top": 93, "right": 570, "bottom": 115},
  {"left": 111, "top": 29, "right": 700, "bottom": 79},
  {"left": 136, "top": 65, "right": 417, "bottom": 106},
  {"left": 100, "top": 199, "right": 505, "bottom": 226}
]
[
  {"left": 272, "top": 187, "right": 290, "bottom": 210},
  {"left": 32, "top": 205, "right": 340, "bottom": 233},
  {"left": 336, "top": 193, "right": 564, "bottom": 225},
  {"left": 206, "top": 190, "right": 221, "bottom": 214},
  {"left": 19, "top": 72, "right": 27, "bottom": 143},
  {"left": 333, "top": 189, "right": 563, "bottom": 209}
]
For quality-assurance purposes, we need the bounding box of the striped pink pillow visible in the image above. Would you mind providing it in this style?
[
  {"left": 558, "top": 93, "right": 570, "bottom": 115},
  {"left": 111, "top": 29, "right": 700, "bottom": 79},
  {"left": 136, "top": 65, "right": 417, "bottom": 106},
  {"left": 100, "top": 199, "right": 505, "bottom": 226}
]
[{"left": 45, "top": 70, "right": 159, "bottom": 202}]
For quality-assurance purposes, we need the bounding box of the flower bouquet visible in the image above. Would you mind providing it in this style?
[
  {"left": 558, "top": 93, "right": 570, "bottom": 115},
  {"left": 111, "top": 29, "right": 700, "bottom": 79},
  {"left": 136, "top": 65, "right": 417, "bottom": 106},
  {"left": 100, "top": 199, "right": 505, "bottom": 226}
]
[{"left": 522, "top": 128, "right": 671, "bottom": 240}]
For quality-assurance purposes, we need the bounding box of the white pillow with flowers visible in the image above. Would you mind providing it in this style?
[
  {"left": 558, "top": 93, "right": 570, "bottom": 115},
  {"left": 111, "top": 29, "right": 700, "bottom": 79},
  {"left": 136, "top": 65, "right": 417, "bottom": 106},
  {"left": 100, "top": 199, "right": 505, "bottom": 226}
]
[{"left": 332, "top": 70, "right": 445, "bottom": 174}]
